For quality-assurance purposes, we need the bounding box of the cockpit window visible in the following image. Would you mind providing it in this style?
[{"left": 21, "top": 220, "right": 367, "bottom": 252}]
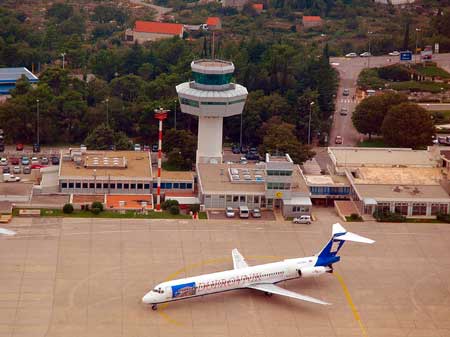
[{"left": 152, "top": 288, "right": 164, "bottom": 294}]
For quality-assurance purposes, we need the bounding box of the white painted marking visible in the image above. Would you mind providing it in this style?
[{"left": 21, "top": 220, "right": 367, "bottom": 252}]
[{"left": 0, "top": 228, "right": 16, "bottom": 236}]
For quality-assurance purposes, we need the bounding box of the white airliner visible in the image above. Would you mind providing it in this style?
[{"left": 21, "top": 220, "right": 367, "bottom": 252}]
[{"left": 142, "top": 223, "right": 374, "bottom": 310}]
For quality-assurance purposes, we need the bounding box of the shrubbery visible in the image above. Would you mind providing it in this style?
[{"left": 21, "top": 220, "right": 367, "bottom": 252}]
[
  {"left": 91, "top": 201, "right": 103, "bottom": 214},
  {"left": 161, "top": 199, "right": 179, "bottom": 210},
  {"left": 348, "top": 213, "right": 363, "bottom": 221},
  {"left": 373, "top": 210, "right": 406, "bottom": 222},
  {"left": 63, "top": 203, "right": 74, "bottom": 214},
  {"left": 436, "top": 213, "right": 450, "bottom": 223},
  {"left": 169, "top": 205, "right": 180, "bottom": 215}
]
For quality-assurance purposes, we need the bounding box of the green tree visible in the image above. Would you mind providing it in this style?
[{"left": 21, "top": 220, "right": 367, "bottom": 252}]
[
  {"left": 259, "top": 117, "right": 314, "bottom": 164},
  {"left": 381, "top": 103, "right": 435, "bottom": 149},
  {"left": 84, "top": 123, "right": 132, "bottom": 150},
  {"left": 47, "top": 3, "right": 73, "bottom": 22},
  {"left": 352, "top": 92, "right": 408, "bottom": 140}
]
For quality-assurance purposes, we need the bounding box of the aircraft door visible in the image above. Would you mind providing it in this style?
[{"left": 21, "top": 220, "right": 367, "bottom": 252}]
[{"left": 165, "top": 286, "right": 172, "bottom": 300}]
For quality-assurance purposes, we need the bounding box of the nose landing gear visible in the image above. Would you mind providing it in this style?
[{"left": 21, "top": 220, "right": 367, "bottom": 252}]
[{"left": 152, "top": 304, "right": 158, "bottom": 311}]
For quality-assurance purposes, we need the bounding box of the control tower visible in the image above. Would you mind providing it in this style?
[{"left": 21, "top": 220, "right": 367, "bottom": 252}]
[{"left": 176, "top": 59, "right": 248, "bottom": 164}]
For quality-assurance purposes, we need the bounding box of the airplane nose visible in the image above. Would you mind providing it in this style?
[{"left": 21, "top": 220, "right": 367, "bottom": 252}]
[{"left": 142, "top": 292, "right": 153, "bottom": 304}]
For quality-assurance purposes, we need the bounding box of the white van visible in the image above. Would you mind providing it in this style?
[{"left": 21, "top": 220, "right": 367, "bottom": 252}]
[
  {"left": 292, "top": 215, "right": 312, "bottom": 224},
  {"left": 239, "top": 206, "right": 249, "bottom": 218}
]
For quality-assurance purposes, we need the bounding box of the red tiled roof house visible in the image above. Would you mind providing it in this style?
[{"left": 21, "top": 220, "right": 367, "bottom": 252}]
[
  {"left": 302, "top": 16, "right": 323, "bottom": 29},
  {"left": 252, "top": 3, "right": 263, "bottom": 13},
  {"left": 127, "top": 21, "right": 184, "bottom": 43}
]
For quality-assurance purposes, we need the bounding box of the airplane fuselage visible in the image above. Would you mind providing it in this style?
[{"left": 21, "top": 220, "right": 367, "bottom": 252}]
[{"left": 142, "top": 255, "right": 331, "bottom": 305}]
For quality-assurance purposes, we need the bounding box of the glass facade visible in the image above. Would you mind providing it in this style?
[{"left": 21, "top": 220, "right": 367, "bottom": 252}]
[
  {"left": 310, "top": 186, "right": 350, "bottom": 195},
  {"left": 193, "top": 71, "right": 232, "bottom": 85},
  {"left": 180, "top": 97, "right": 199, "bottom": 107},
  {"left": 267, "top": 170, "right": 292, "bottom": 176}
]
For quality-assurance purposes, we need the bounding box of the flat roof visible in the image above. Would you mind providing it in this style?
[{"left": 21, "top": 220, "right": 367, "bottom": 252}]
[
  {"left": 106, "top": 194, "right": 153, "bottom": 210},
  {"left": 329, "top": 147, "right": 438, "bottom": 168},
  {"left": 355, "top": 184, "right": 450, "bottom": 202},
  {"left": 291, "top": 165, "right": 310, "bottom": 194},
  {"left": 0, "top": 67, "right": 38, "bottom": 83},
  {"left": 60, "top": 151, "right": 152, "bottom": 179},
  {"left": 283, "top": 197, "right": 312, "bottom": 206},
  {"left": 134, "top": 21, "right": 183, "bottom": 35},
  {"left": 198, "top": 163, "right": 265, "bottom": 194},
  {"left": 352, "top": 167, "right": 442, "bottom": 185},
  {"left": 152, "top": 169, "right": 194, "bottom": 181}
]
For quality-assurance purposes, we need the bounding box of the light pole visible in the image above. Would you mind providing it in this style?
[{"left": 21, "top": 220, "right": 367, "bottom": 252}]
[
  {"left": 61, "top": 52, "right": 66, "bottom": 69},
  {"left": 173, "top": 99, "right": 177, "bottom": 130},
  {"left": 367, "top": 31, "right": 373, "bottom": 68},
  {"left": 308, "top": 102, "right": 314, "bottom": 145},
  {"left": 239, "top": 111, "right": 243, "bottom": 151},
  {"left": 105, "top": 98, "right": 109, "bottom": 126},
  {"left": 36, "top": 99, "right": 40, "bottom": 146},
  {"left": 415, "top": 28, "right": 421, "bottom": 64}
]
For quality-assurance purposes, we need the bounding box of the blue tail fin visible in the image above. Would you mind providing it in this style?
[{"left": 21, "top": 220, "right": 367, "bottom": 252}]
[{"left": 315, "top": 223, "right": 374, "bottom": 267}]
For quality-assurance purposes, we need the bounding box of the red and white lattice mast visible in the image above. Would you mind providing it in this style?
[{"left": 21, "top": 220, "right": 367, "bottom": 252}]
[{"left": 154, "top": 108, "right": 168, "bottom": 211}]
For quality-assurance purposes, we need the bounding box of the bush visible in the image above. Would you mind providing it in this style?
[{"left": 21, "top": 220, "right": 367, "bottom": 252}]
[
  {"left": 91, "top": 207, "right": 101, "bottom": 215},
  {"left": 373, "top": 210, "right": 406, "bottom": 222},
  {"left": 63, "top": 203, "right": 74, "bottom": 214},
  {"left": 348, "top": 213, "right": 363, "bottom": 221},
  {"left": 91, "top": 201, "right": 104, "bottom": 212},
  {"left": 162, "top": 199, "right": 179, "bottom": 210},
  {"left": 188, "top": 204, "right": 200, "bottom": 214},
  {"left": 436, "top": 213, "right": 450, "bottom": 223},
  {"left": 169, "top": 204, "right": 180, "bottom": 215}
]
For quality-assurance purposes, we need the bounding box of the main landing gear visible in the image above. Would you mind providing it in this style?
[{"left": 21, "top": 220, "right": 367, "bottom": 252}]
[
  {"left": 265, "top": 292, "right": 273, "bottom": 297},
  {"left": 152, "top": 304, "right": 158, "bottom": 311}
]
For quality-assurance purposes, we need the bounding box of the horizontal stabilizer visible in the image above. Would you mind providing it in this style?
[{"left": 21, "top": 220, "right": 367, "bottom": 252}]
[
  {"left": 335, "top": 231, "right": 375, "bottom": 244},
  {"left": 248, "top": 283, "right": 331, "bottom": 305}
]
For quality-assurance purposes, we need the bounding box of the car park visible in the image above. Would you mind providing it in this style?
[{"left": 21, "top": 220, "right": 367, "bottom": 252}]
[
  {"left": 340, "top": 108, "right": 348, "bottom": 116},
  {"left": 360, "top": 51, "right": 371, "bottom": 57},
  {"left": 245, "top": 152, "right": 260, "bottom": 161},
  {"left": 389, "top": 51, "right": 400, "bottom": 56},
  {"left": 31, "top": 157, "right": 39, "bottom": 165},
  {"left": 0, "top": 158, "right": 7, "bottom": 166},
  {"left": 335, "top": 135, "right": 343, "bottom": 144},
  {"left": 292, "top": 215, "right": 312, "bottom": 224},
  {"left": 22, "top": 166, "right": 31, "bottom": 174},
  {"left": 51, "top": 156, "right": 60, "bottom": 165},
  {"left": 16, "top": 143, "right": 24, "bottom": 151},
  {"left": 2, "top": 166, "right": 10, "bottom": 173},
  {"left": 143, "top": 145, "right": 150, "bottom": 152},
  {"left": 231, "top": 145, "right": 240, "bottom": 154},
  {"left": 225, "top": 207, "right": 235, "bottom": 218},
  {"left": 21, "top": 156, "right": 30, "bottom": 165},
  {"left": 41, "top": 157, "right": 49, "bottom": 165},
  {"left": 345, "top": 52, "right": 358, "bottom": 58},
  {"left": 13, "top": 166, "right": 20, "bottom": 174},
  {"left": 151, "top": 144, "right": 158, "bottom": 152},
  {"left": 31, "top": 164, "right": 47, "bottom": 170},
  {"left": 239, "top": 157, "right": 248, "bottom": 164},
  {"left": 252, "top": 208, "right": 261, "bottom": 218},
  {"left": 343, "top": 88, "right": 350, "bottom": 96},
  {"left": 134, "top": 144, "right": 141, "bottom": 151},
  {"left": 240, "top": 146, "right": 249, "bottom": 154},
  {"left": 2, "top": 173, "right": 20, "bottom": 182}
]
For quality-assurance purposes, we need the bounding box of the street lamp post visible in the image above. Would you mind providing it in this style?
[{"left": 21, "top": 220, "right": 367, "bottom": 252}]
[
  {"left": 36, "top": 99, "right": 40, "bottom": 146},
  {"left": 105, "top": 98, "right": 109, "bottom": 126},
  {"left": 308, "top": 102, "right": 314, "bottom": 145},
  {"left": 415, "top": 28, "right": 421, "bottom": 64},
  {"left": 368, "top": 31, "right": 373, "bottom": 68},
  {"left": 61, "top": 52, "right": 66, "bottom": 69},
  {"left": 239, "top": 111, "right": 243, "bottom": 151},
  {"left": 173, "top": 99, "right": 177, "bottom": 130}
]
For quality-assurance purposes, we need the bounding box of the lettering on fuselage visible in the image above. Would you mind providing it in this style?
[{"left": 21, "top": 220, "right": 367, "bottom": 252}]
[{"left": 196, "top": 271, "right": 281, "bottom": 291}]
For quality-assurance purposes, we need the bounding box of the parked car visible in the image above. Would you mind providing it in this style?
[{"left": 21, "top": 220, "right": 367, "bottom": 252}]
[
  {"left": 240, "top": 146, "right": 249, "bottom": 154},
  {"left": 345, "top": 52, "right": 358, "bottom": 58},
  {"left": 51, "top": 156, "right": 60, "bottom": 165},
  {"left": 9, "top": 157, "right": 20, "bottom": 165},
  {"left": 231, "top": 145, "right": 240, "bottom": 154},
  {"left": 13, "top": 166, "right": 20, "bottom": 174},
  {"left": 239, "top": 205, "right": 250, "bottom": 218},
  {"left": 343, "top": 88, "right": 350, "bottom": 96},
  {"left": 22, "top": 166, "right": 31, "bottom": 174},
  {"left": 151, "top": 144, "right": 158, "bottom": 152},
  {"left": 2, "top": 173, "right": 20, "bottom": 182},
  {"left": 16, "top": 143, "right": 24, "bottom": 151},
  {"left": 252, "top": 208, "right": 262, "bottom": 218},
  {"left": 33, "top": 143, "right": 40, "bottom": 153},
  {"left": 239, "top": 157, "right": 248, "bottom": 164},
  {"left": 31, "top": 164, "right": 47, "bottom": 170},
  {"left": 293, "top": 215, "right": 312, "bottom": 224},
  {"left": 0, "top": 144, "right": 4, "bottom": 152},
  {"left": 41, "top": 157, "right": 49, "bottom": 165},
  {"left": 225, "top": 207, "right": 235, "bottom": 218},
  {"left": 335, "top": 135, "right": 343, "bottom": 144},
  {"left": 340, "top": 108, "right": 348, "bottom": 116},
  {"left": 31, "top": 157, "right": 39, "bottom": 165},
  {"left": 143, "top": 145, "right": 150, "bottom": 152},
  {"left": 360, "top": 51, "right": 372, "bottom": 57},
  {"left": 0, "top": 157, "right": 8, "bottom": 166},
  {"left": 245, "top": 152, "right": 260, "bottom": 161},
  {"left": 2, "top": 166, "right": 10, "bottom": 173},
  {"left": 21, "top": 156, "right": 30, "bottom": 165},
  {"left": 389, "top": 51, "right": 400, "bottom": 56},
  {"left": 134, "top": 143, "right": 141, "bottom": 151}
]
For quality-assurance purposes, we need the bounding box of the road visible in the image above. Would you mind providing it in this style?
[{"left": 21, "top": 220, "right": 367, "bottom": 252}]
[
  {"left": 129, "top": 0, "right": 172, "bottom": 21},
  {"left": 329, "top": 53, "right": 450, "bottom": 146},
  {"left": 418, "top": 103, "right": 450, "bottom": 111}
]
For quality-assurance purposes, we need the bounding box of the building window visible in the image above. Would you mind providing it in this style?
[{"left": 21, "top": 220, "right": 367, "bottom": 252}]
[
  {"left": 117, "top": 183, "right": 123, "bottom": 189},
  {"left": 96, "top": 183, "right": 102, "bottom": 189},
  {"left": 412, "top": 203, "right": 427, "bottom": 216},
  {"left": 89, "top": 183, "right": 94, "bottom": 189},
  {"left": 144, "top": 184, "right": 150, "bottom": 189},
  {"left": 267, "top": 170, "right": 292, "bottom": 176},
  {"left": 68, "top": 182, "right": 74, "bottom": 188},
  {"left": 205, "top": 195, "right": 211, "bottom": 199},
  {"left": 137, "top": 183, "right": 143, "bottom": 189},
  {"left": 103, "top": 183, "right": 109, "bottom": 189},
  {"left": 226, "top": 195, "right": 232, "bottom": 202},
  {"left": 267, "top": 182, "right": 290, "bottom": 190},
  {"left": 431, "top": 203, "right": 448, "bottom": 215},
  {"left": 377, "top": 202, "right": 390, "bottom": 215},
  {"left": 180, "top": 97, "right": 199, "bottom": 108},
  {"left": 180, "top": 183, "right": 186, "bottom": 189},
  {"left": 165, "top": 183, "right": 172, "bottom": 189},
  {"left": 124, "top": 183, "right": 129, "bottom": 189},
  {"left": 110, "top": 184, "right": 116, "bottom": 189},
  {"left": 193, "top": 71, "right": 232, "bottom": 85},
  {"left": 62, "top": 182, "right": 67, "bottom": 188},
  {"left": 173, "top": 183, "right": 179, "bottom": 188},
  {"left": 153, "top": 183, "right": 157, "bottom": 188},
  {"left": 75, "top": 182, "right": 81, "bottom": 188},
  {"left": 394, "top": 202, "right": 408, "bottom": 215},
  {"left": 253, "top": 196, "right": 259, "bottom": 203},
  {"left": 240, "top": 195, "right": 245, "bottom": 202},
  {"left": 219, "top": 195, "right": 225, "bottom": 199},
  {"left": 130, "top": 183, "right": 136, "bottom": 189},
  {"left": 233, "top": 196, "right": 239, "bottom": 202},
  {"left": 186, "top": 183, "right": 192, "bottom": 189},
  {"left": 82, "top": 183, "right": 88, "bottom": 188},
  {"left": 229, "top": 99, "right": 246, "bottom": 105}
]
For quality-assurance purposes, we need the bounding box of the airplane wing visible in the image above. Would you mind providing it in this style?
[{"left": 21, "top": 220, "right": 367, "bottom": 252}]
[
  {"left": 247, "top": 283, "right": 331, "bottom": 305},
  {"left": 232, "top": 248, "right": 249, "bottom": 269}
]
